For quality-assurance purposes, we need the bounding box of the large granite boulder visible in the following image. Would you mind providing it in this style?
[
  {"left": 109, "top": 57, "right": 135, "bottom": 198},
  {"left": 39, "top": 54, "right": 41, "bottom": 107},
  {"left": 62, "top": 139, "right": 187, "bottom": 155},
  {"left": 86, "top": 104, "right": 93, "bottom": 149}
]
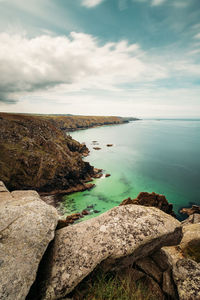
[
  {"left": 0, "top": 182, "right": 58, "bottom": 300},
  {"left": 40, "top": 205, "right": 182, "bottom": 299}
]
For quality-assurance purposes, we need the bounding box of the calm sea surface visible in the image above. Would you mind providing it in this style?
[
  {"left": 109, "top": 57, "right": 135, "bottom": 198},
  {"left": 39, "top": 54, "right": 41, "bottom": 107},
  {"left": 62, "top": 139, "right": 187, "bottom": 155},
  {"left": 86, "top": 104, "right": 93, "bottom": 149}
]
[{"left": 62, "top": 120, "right": 200, "bottom": 221}]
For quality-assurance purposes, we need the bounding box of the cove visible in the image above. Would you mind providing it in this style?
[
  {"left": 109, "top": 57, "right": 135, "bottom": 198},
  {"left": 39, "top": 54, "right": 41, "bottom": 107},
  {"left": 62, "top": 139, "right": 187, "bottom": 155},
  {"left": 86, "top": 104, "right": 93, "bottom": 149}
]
[{"left": 62, "top": 119, "right": 200, "bottom": 221}]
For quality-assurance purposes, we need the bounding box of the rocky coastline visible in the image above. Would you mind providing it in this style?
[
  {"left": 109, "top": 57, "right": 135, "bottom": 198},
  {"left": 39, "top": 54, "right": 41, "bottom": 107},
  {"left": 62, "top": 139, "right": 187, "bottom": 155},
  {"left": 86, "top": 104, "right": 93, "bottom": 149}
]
[
  {"left": 0, "top": 113, "right": 108, "bottom": 194},
  {"left": 0, "top": 113, "right": 135, "bottom": 196},
  {"left": 1, "top": 113, "right": 200, "bottom": 299},
  {"left": 0, "top": 181, "right": 200, "bottom": 300}
]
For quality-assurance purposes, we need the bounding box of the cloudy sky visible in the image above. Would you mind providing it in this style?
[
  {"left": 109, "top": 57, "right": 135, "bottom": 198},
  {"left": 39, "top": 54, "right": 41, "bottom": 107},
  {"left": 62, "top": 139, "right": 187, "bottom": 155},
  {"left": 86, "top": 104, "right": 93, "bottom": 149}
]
[{"left": 0, "top": 0, "right": 200, "bottom": 117}]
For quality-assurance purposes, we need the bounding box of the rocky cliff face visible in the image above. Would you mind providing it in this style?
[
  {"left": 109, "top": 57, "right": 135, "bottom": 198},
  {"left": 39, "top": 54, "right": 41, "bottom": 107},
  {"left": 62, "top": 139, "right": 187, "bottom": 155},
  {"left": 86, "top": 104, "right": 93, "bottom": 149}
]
[
  {"left": 0, "top": 113, "right": 94, "bottom": 192},
  {"left": 42, "top": 115, "right": 128, "bottom": 131}
]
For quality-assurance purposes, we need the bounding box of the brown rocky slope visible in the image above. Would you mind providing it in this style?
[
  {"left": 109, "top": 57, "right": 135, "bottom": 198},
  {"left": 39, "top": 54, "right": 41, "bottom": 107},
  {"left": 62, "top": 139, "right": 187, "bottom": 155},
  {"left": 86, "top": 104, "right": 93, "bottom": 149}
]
[
  {"left": 42, "top": 114, "right": 129, "bottom": 131},
  {"left": 0, "top": 113, "right": 94, "bottom": 192}
]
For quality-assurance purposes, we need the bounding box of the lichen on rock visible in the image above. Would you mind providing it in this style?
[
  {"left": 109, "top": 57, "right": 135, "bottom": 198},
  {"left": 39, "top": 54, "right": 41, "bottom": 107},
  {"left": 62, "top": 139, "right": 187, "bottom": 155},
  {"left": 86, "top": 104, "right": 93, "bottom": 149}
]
[
  {"left": 0, "top": 182, "right": 59, "bottom": 300},
  {"left": 39, "top": 205, "right": 182, "bottom": 300}
]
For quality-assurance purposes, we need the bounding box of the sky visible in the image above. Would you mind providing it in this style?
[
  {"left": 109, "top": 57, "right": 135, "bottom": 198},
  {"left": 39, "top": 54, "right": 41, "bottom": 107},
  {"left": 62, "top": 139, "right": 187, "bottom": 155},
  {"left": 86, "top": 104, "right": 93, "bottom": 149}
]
[{"left": 0, "top": 0, "right": 200, "bottom": 118}]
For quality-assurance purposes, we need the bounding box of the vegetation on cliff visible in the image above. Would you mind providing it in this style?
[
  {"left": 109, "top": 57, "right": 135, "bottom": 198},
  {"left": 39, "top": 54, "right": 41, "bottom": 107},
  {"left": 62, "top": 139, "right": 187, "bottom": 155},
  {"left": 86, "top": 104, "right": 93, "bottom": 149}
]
[
  {"left": 0, "top": 113, "right": 94, "bottom": 192},
  {"left": 42, "top": 114, "right": 130, "bottom": 131}
]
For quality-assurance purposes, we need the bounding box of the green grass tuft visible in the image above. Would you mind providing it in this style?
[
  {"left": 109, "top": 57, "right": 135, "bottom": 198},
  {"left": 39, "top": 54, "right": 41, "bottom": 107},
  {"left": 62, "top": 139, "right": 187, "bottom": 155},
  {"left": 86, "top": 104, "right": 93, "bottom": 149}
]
[{"left": 70, "top": 269, "right": 159, "bottom": 300}]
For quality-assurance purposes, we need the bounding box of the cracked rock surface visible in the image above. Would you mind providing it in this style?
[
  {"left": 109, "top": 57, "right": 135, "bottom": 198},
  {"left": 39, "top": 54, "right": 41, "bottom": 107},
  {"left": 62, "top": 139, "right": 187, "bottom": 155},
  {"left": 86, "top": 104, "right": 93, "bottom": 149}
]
[
  {"left": 173, "top": 259, "right": 200, "bottom": 300},
  {"left": 0, "top": 181, "right": 58, "bottom": 300},
  {"left": 40, "top": 204, "right": 182, "bottom": 300}
]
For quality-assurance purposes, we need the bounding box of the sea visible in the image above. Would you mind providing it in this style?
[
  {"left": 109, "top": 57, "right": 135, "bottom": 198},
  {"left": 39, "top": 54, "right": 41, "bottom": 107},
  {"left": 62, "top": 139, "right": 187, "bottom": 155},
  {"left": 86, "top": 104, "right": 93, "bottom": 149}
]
[{"left": 62, "top": 119, "right": 200, "bottom": 221}]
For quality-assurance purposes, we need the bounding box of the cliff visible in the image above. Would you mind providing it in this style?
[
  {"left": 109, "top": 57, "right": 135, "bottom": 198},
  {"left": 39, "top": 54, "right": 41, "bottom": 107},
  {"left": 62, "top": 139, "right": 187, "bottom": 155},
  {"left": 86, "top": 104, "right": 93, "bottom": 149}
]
[
  {"left": 41, "top": 114, "right": 129, "bottom": 131},
  {"left": 0, "top": 113, "right": 94, "bottom": 192}
]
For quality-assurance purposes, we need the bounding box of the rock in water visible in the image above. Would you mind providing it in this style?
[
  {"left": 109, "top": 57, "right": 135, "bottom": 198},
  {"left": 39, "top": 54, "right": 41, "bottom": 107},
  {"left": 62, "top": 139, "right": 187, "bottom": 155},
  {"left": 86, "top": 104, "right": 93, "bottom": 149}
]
[
  {"left": 0, "top": 182, "right": 58, "bottom": 300},
  {"left": 120, "top": 192, "right": 176, "bottom": 217},
  {"left": 40, "top": 205, "right": 182, "bottom": 299}
]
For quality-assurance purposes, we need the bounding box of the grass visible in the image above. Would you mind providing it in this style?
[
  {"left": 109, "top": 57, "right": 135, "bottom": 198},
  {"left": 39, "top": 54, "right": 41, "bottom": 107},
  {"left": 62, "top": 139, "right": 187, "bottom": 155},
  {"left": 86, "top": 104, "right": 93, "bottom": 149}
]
[{"left": 69, "top": 269, "right": 159, "bottom": 300}]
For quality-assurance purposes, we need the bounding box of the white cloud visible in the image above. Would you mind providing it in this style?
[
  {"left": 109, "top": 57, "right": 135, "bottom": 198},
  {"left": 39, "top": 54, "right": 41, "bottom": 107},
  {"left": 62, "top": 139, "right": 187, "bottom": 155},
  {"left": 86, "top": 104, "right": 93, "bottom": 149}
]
[
  {"left": 194, "top": 32, "right": 200, "bottom": 39},
  {"left": 118, "top": 0, "right": 128, "bottom": 10},
  {"left": 0, "top": 32, "right": 167, "bottom": 103},
  {"left": 134, "top": 0, "right": 166, "bottom": 6},
  {"left": 151, "top": 0, "right": 166, "bottom": 6},
  {"left": 172, "top": 0, "right": 189, "bottom": 8},
  {"left": 81, "top": 0, "right": 104, "bottom": 8}
]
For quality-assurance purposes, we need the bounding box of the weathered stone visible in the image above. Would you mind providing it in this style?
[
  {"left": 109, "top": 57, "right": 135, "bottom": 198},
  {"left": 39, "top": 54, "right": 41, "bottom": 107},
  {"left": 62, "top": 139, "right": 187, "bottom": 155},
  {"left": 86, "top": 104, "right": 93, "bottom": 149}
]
[
  {"left": 120, "top": 192, "right": 176, "bottom": 217},
  {"left": 143, "top": 276, "right": 165, "bottom": 300},
  {"left": 0, "top": 181, "right": 13, "bottom": 202},
  {"left": 105, "top": 174, "right": 111, "bottom": 178},
  {"left": 181, "top": 213, "right": 200, "bottom": 225},
  {"left": 173, "top": 259, "right": 200, "bottom": 300},
  {"left": 0, "top": 183, "right": 58, "bottom": 300},
  {"left": 0, "top": 181, "right": 7, "bottom": 192},
  {"left": 56, "top": 219, "right": 69, "bottom": 230},
  {"left": 180, "top": 205, "right": 200, "bottom": 216},
  {"left": 162, "top": 223, "right": 200, "bottom": 266},
  {"left": 119, "top": 197, "right": 133, "bottom": 206},
  {"left": 161, "top": 245, "right": 184, "bottom": 266},
  {"left": 136, "top": 257, "right": 163, "bottom": 283},
  {"left": 151, "top": 250, "right": 170, "bottom": 271},
  {"left": 162, "top": 268, "right": 177, "bottom": 299},
  {"left": 82, "top": 209, "right": 89, "bottom": 215},
  {"left": 40, "top": 205, "right": 182, "bottom": 299},
  {"left": 160, "top": 223, "right": 200, "bottom": 299},
  {"left": 93, "top": 173, "right": 103, "bottom": 178},
  {"left": 181, "top": 223, "right": 200, "bottom": 249}
]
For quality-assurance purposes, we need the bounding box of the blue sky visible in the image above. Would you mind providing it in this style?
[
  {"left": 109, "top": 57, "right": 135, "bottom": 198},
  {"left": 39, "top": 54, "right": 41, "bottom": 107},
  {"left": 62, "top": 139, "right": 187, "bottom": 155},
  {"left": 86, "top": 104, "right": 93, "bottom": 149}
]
[{"left": 0, "top": 0, "right": 200, "bottom": 117}]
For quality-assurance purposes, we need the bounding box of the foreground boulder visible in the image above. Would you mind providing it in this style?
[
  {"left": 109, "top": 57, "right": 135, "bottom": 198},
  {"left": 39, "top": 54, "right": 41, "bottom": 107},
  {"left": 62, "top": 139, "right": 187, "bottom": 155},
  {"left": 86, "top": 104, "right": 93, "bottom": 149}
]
[
  {"left": 0, "top": 182, "right": 58, "bottom": 300},
  {"left": 39, "top": 205, "right": 182, "bottom": 299},
  {"left": 173, "top": 259, "right": 200, "bottom": 300},
  {"left": 153, "top": 222, "right": 200, "bottom": 299}
]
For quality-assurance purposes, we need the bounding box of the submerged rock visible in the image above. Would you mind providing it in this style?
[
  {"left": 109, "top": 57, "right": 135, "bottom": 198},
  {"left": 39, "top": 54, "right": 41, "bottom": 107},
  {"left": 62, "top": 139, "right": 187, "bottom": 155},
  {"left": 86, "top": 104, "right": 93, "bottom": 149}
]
[
  {"left": 39, "top": 205, "right": 182, "bottom": 299},
  {"left": 82, "top": 209, "right": 90, "bottom": 215},
  {"left": 0, "top": 182, "right": 58, "bottom": 300}
]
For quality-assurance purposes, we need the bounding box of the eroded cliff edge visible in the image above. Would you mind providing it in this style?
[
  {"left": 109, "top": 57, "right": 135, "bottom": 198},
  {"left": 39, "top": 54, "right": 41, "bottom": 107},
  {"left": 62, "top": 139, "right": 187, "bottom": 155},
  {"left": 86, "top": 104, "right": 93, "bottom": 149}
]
[{"left": 0, "top": 113, "right": 95, "bottom": 192}]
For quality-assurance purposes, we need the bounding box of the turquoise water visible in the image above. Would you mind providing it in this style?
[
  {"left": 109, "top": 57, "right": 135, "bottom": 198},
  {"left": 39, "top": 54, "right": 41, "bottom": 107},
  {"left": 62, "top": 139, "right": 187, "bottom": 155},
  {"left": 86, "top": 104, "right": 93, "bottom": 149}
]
[{"left": 62, "top": 120, "right": 200, "bottom": 221}]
